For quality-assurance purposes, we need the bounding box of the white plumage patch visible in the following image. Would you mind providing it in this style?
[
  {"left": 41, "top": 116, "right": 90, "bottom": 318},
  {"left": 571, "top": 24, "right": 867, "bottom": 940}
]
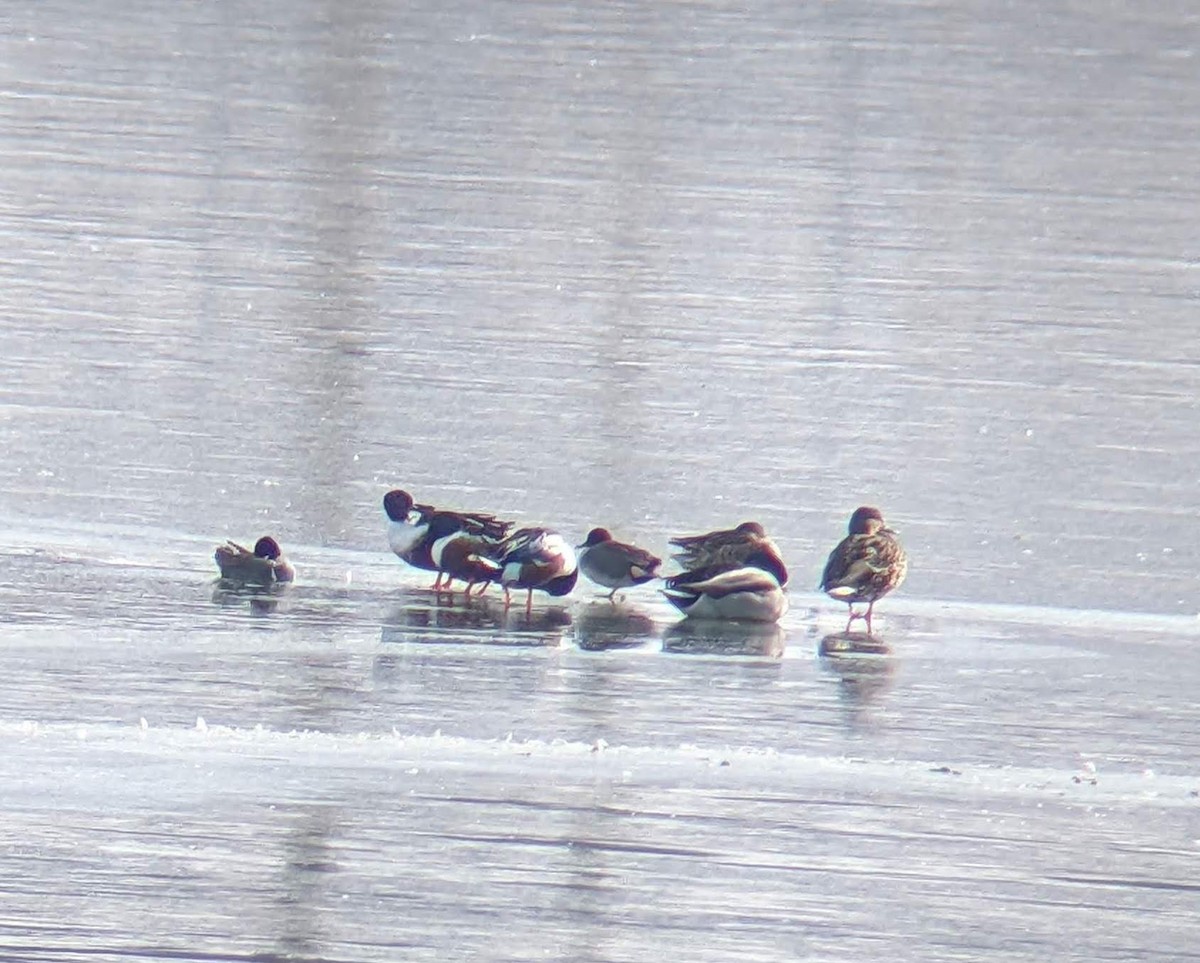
[
  {"left": 388, "top": 520, "right": 428, "bottom": 557},
  {"left": 429, "top": 533, "right": 456, "bottom": 568}
]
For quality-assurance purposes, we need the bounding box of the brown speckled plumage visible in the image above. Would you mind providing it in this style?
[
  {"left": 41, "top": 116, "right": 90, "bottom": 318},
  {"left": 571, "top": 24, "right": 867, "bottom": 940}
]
[
  {"left": 820, "top": 506, "right": 907, "bottom": 633},
  {"left": 668, "top": 521, "right": 788, "bottom": 587}
]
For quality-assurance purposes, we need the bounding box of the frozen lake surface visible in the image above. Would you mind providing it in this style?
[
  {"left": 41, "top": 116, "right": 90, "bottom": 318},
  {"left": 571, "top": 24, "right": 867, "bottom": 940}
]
[
  {"left": 2, "top": 530, "right": 1198, "bottom": 961},
  {"left": 2, "top": 0, "right": 1200, "bottom": 959}
]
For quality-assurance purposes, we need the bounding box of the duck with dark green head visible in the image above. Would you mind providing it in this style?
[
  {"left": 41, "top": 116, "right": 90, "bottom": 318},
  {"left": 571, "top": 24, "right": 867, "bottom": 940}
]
[{"left": 383, "top": 488, "right": 513, "bottom": 590}]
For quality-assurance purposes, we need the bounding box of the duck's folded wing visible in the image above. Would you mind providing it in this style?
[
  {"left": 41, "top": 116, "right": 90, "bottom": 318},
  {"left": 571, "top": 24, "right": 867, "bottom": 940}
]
[{"left": 623, "top": 543, "right": 661, "bottom": 572}]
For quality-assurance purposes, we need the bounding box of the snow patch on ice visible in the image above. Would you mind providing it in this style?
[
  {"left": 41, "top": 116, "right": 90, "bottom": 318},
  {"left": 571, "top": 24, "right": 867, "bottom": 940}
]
[{"left": 3, "top": 717, "right": 1196, "bottom": 809}]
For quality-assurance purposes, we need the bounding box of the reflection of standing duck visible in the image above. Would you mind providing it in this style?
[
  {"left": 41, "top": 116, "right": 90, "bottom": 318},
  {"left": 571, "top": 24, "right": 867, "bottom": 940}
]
[
  {"left": 572, "top": 604, "right": 658, "bottom": 651},
  {"left": 818, "top": 632, "right": 895, "bottom": 728},
  {"left": 576, "top": 528, "right": 661, "bottom": 600},
  {"left": 662, "top": 620, "right": 786, "bottom": 658},
  {"left": 818, "top": 631, "right": 890, "bottom": 657},
  {"left": 214, "top": 536, "right": 294, "bottom": 585},
  {"left": 497, "top": 527, "right": 579, "bottom": 612},
  {"left": 668, "top": 521, "right": 788, "bottom": 586},
  {"left": 663, "top": 551, "right": 788, "bottom": 622},
  {"left": 820, "top": 506, "right": 908, "bottom": 633}
]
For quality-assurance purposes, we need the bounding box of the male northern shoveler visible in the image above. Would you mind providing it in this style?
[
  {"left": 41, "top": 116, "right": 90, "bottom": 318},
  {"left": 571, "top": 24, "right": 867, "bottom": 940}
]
[
  {"left": 820, "top": 506, "right": 908, "bottom": 633},
  {"left": 668, "top": 520, "right": 789, "bottom": 586},
  {"left": 497, "top": 527, "right": 579, "bottom": 612},
  {"left": 662, "top": 550, "right": 788, "bottom": 622},
  {"left": 576, "top": 527, "right": 662, "bottom": 601},
  {"left": 382, "top": 489, "right": 512, "bottom": 590},
  {"left": 214, "top": 536, "right": 295, "bottom": 585},
  {"left": 425, "top": 513, "right": 504, "bottom": 596}
]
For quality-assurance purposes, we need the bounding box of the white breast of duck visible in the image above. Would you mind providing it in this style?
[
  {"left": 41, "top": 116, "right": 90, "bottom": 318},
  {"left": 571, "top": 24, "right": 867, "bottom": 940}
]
[{"left": 388, "top": 518, "right": 429, "bottom": 558}]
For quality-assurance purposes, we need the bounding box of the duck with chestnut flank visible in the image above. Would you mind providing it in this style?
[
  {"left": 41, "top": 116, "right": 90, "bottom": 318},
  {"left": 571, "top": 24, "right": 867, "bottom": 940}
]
[
  {"left": 820, "top": 506, "right": 908, "bottom": 633},
  {"left": 383, "top": 489, "right": 512, "bottom": 590},
  {"left": 576, "top": 527, "right": 662, "bottom": 601},
  {"left": 497, "top": 527, "right": 579, "bottom": 612},
  {"left": 662, "top": 550, "right": 788, "bottom": 622},
  {"left": 424, "top": 513, "right": 505, "bottom": 596},
  {"left": 214, "top": 536, "right": 295, "bottom": 586}
]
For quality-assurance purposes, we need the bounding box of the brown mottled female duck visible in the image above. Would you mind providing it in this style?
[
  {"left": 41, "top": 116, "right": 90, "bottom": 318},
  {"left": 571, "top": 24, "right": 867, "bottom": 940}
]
[{"left": 820, "top": 506, "right": 908, "bottom": 633}]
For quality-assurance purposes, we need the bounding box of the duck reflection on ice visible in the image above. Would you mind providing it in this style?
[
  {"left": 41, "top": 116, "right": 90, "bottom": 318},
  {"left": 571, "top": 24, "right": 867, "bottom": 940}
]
[
  {"left": 818, "top": 630, "right": 890, "bottom": 657},
  {"left": 379, "top": 589, "right": 572, "bottom": 647},
  {"left": 571, "top": 602, "right": 659, "bottom": 651},
  {"left": 818, "top": 631, "right": 895, "bottom": 721},
  {"left": 210, "top": 580, "right": 287, "bottom": 615},
  {"left": 662, "top": 621, "right": 786, "bottom": 658}
]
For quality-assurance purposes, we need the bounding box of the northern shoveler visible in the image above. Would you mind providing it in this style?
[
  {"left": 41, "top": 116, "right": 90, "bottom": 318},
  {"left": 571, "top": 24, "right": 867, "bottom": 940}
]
[
  {"left": 214, "top": 536, "right": 295, "bottom": 585},
  {"left": 426, "top": 513, "right": 504, "bottom": 596},
  {"left": 576, "top": 527, "right": 662, "bottom": 600},
  {"left": 668, "top": 520, "right": 788, "bottom": 586},
  {"left": 820, "top": 506, "right": 908, "bottom": 633},
  {"left": 662, "top": 550, "right": 788, "bottom": 622},
  {"left": 383, "top": 489, "right": 512, "bottom": 590},
  {"left": 497, "top": 527, "right": 579, "bottom": 612}
]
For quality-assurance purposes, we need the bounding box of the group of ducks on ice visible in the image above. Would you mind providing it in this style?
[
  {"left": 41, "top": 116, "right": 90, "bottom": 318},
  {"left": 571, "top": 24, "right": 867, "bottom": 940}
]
[{"left": 215, "top": 490, "right": 909, "bottom": 630}]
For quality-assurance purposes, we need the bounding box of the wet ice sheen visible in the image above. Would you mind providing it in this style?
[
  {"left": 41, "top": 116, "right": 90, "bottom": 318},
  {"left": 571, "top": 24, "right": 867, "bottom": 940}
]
[
  {"left": 3, "top": 0, "right": 1200, "bottom": 959},
  {"left": 2, "top": 534, "right": 1199, "bottom": 961}
]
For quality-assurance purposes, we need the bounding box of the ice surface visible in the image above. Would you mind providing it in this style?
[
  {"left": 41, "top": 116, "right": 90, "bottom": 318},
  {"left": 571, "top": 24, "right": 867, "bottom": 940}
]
[
  {"left": 3, "top": 0, "right": 1200, "bottom": 958},
  {"left": 1, "top": 533, "right": 1198, "bottom": 962}
]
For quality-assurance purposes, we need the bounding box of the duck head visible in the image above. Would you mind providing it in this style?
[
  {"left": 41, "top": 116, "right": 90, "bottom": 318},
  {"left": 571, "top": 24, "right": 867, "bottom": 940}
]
[
  {"left": 253, "top": 536, "right": 283, "bottom": 560},
  {"left": 578, "top": 527, "right": 614, "bottom": 549},
  {"left": 383, "top": 489, "right": 417, "bottom": 522},
  {"left": 848, "top": 506, "right": 886, "bottom": 536}
]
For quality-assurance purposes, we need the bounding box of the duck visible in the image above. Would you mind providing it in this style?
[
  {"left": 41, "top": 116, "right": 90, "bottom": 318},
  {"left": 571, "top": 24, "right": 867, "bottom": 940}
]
[
  {"left": 668, "top": 520, "right": 788, "bottom": 586},
  {"left": 820, "top": 506, "right": 908, "bottom": 633},
  {"left": 575, "top": 527, "right": 662, "bottom": 600},
  {"left": 662, "top": 550, "right": 788, "bottom": 622},
  {"left": 214, "top": 536, "right": 295, "bottom": 585},
  {"left": 382, "top": 489, "right": 512, "bottom": 590},
  {"left": 424, "top": 513, "right": 504, "bottom": 596},
  {"left": 496, "top": 527, "right": 579, "bottom": 612}
]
